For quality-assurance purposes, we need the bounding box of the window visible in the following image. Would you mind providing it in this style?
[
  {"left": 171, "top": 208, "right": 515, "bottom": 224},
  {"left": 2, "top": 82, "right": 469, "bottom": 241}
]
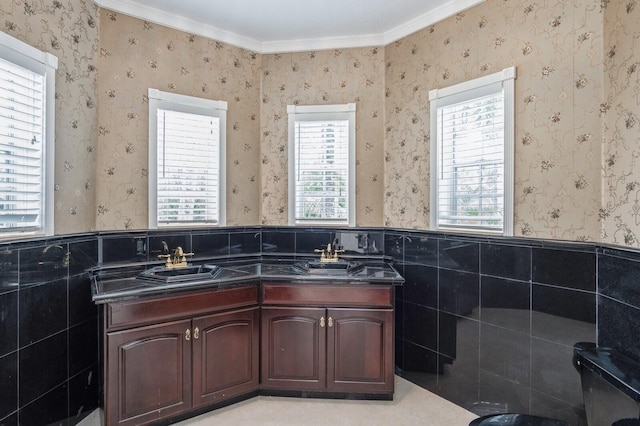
[
  {"left": 148, "top": 89, "right": 226, "bottom": 228},
  {"left": 429, "top": 66, "right": 516, "bottom": 235},
  {"left": 0, "top": 31, "right": 57, "bottom": 238},
  {"left": 288, "top": 103, "right": 356, "bottom": 226}
]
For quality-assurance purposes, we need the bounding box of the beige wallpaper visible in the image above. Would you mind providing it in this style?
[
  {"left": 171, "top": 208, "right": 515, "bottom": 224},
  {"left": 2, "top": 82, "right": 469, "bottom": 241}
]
[
  {"left": 602, "top": 1, "right": 640, "bottom": 247},
  {"left": 96, "top": 12, "right": 261, "bottom": 230},
  {"left": 260, "top": 48, "right": 385, "bottom": 226},
  {"left": 0, "top": 0, "right": 99, "bottom": 235},
  {"left": 4, "top": 0, "right": 640, "bottom": 248},
  {"left": 384, "top": 0, "right": 604, "bottom": 241}
]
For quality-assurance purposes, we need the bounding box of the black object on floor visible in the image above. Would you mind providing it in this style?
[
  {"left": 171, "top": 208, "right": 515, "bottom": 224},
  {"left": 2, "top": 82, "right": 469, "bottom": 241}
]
[{"left": 469, "top": 413, "right": 569, "bottom": 426}]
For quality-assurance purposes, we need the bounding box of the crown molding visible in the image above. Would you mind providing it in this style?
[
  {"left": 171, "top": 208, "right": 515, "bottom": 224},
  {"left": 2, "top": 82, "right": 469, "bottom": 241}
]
[
  {"left": 94, "top": 0, "right": 485, "bottom": 54},
  {"left": 383, "top": 0, "right": 486, "bottom": 45}
]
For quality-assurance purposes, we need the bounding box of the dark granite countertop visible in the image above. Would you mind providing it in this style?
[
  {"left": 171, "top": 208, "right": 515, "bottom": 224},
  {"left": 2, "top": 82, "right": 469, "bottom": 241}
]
[{"left": 91, "top": 258, "right": 404, "bottom": 304}]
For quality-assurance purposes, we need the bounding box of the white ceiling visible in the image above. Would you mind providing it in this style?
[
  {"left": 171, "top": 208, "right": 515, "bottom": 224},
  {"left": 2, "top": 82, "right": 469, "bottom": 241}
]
[{"left": 94, "top": 0, "right": 484, "bottom": 53}]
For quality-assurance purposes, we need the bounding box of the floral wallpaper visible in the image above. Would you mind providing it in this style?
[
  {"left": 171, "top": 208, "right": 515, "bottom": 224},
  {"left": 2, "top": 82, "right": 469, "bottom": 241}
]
[
  {"left": 3, "top": 0, "right": 640, "bottom": 247},
  {"left": 260, "top": 48, "right": 385, "bottom": 226},
  {"left": 0, "top": 0, "right": 98, "bottom": 235},
  {"left": 96, "top": 12, "right": 261, "bottom": 230},
  {"left": 384, "top": 0, "right": 604, "bottom": 241},
  {"left": 602, "top": 1, "right": 640, "bottom": 247}
]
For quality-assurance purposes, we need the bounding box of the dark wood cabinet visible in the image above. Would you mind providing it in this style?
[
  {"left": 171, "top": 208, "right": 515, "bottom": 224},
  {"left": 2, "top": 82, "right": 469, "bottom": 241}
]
[
  {"left": 104, "top": 285, "right": 259, "bottom": 426},
  {"left": 106, "top": 320, "right": 193, "bottom": 426},
  {"left": 261, "top": 284, "right": 394, "bottom": 396},
  {"left": 193, "top": 307, "right": 259, "bottom": 407}
]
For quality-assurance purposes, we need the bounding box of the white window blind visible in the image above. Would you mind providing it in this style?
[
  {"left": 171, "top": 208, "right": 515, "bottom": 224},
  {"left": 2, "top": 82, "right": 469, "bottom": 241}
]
[
  {"left": 430, "top": 67, "right": 515, "bottom": 235},
  {"left": 288, "top": 104, "right": 356, "bottom": 226},
  {"left": 0, "top": 31, "right": 57, "bottom": 237},
  {"left": 148, "top": 89, "right": 226, "bottom": 228}
]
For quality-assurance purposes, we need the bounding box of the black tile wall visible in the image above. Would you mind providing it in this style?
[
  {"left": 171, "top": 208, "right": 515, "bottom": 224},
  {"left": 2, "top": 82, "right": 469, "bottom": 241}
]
[
  {"left": 261, "top": 229, "right": 295, "bottom": 253},
  {"left": 391, "top": 230, "right": 595, "bottom": 425},
  {"left": 3, "top": 226, "right": 640, "bottom": 426},
  {"left": 0, "top": 235, "right": 99, "bottom": 425},
  {"left": 191, "top": 232, "right": 230, "bottom": 258},
  {"left": 0, "top": 290, "right": 18, "bottom": 358},
  {"left": 532, "top": 247, "right": 596, "bottom": 291},
  {"left": 481, "top": 243, "right": 531, "bottom": 281},
  {"left": 598, "top": 295, "right": 640, "bottom": 361}
]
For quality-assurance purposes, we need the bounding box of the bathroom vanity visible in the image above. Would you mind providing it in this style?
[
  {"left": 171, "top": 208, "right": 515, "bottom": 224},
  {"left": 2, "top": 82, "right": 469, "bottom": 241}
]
[{"left": 92, "top": 259, "right": 403, "bottom": 426}]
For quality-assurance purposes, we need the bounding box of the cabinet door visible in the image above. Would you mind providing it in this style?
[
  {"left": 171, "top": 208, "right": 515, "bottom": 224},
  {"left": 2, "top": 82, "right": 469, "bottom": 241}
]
[
  {"left": 106, "top": 319, "right": 192, "bottom": 426},
  {"left": 192, "top": 307, "right": 259, "bottom": 407},
  {"left": 327, "top": 308, "right": 394, "bottom": 394},
  {"left": 261, "top": 307, "right": 326, "bottom": 390}
]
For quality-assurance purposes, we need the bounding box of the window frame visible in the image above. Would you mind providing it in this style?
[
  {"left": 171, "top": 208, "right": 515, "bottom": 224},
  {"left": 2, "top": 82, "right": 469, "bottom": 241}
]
[
  {"left": 148, "top": 88, "right": 227, "bottom": 229},
  {"left": 0, "top": 31, "right": 57, "bottom": 238},
  {"left": 287, "top": 103, "right": 356, "bottom": 227},
  {"left": 429, "top": 66, "right": 516, "bottom": 236}
]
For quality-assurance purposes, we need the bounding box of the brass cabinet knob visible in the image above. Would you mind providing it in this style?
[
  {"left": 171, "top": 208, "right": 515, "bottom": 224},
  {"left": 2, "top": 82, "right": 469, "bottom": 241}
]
[
  {"left": 194, "top": 327, "right": 200, "bottom": 340},
  {"left": 185, "top": 329, "right": 191, "bottom": 341},
  {"left": 328, "top": 317, "right": 333, "bottom": 327},
  {"left": 320, "top": 317, "right": 325, "bottom": 328}
]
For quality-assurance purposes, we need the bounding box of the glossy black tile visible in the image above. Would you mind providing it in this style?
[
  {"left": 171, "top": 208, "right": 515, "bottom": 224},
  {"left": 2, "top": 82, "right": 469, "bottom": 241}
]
[
  {"left": 294, "top": 229, "right": 332, "bottom": 254},
  {"left": 439, "top": 269, "right": 479, "bottom": 318},
  {"left": 334, "top": 230, "right": 384, "bottom": 255},
  {"left": 598, "top": 252, "right": 640, "bottom": 309},
  {"left": 481, "top": 276, "right": 530, "bottom": 334},
  {"left": 68, "top": 239, "right": 98, "bottom": 276},
  {"left": 532, "top": 248, "right": 595, "bottom": 291},
  {"left": 404, "top": 235, "right": 438, "bottom": 266},
  {"left": 598, "top": 296, "right": 640, "bottom": 361},
  {"left": 19, "top": 331, "right": 68, "bottom": 407},
  {"left": 394, "top": 279, "right": 404, "bottom": 302},
  {"left": 0, "top": 248, "right": 18, "bottom": 291},
  {"left": 530, "top": 390, "right": 586, "bottom": 426},
  {"left": 530, "top": 338, "right": 583, "bottom": 407},
  {"left": 69, "top": 319, "right": 98, "bottom": 377},
  {"left": 439, "top": 312, "right": 479, "bottom": 365},
  {"left": 101, "top": 235, "right": 148, "bottom": 264},
  {"left": 478, "top": 370, "right": 530, "bottom": 415},
  {"left": 437, "top": 352, "right": 480, "bottom": 411},
  {"left": 479, "top": 324, "right": 530, "bottom": 386},
  {"left": 18, "top": 381, "right": 68, "bottom": 426},
  {"left": 0, "top": 291, "right": 18, "bottom": 358},
  {"left": 0, "top": 411, "right": 17, "bottom": 426},
  {"left": 439, "top": 239, "right": 479, "bottom": 273},
  {"left": 402, "top": 340, "right": 439, "bottom": 374},
  {"left": 403, "top": 264, "right": 437, "bottom": 308},
  {"left": 532, "top": 285, "right": 595, "bottom": 324},
  {"left": 384, "top": 233, "right": 404, "bottom": 260},
  {"left": 69, "top": 365, "right": 100, "bottom": 425},
  {"left": 229, "top": 231, "right": 260, "bottom": 255},
  {"left": 261, "top": 230, "right": 295, "bottom": 253},
  {"left": 531, "top": 286, "right": 596, "bottom": 346},
  {"left": 481, "top": 243, "right": 531, "bottom": 281},
  {"left": 68, "top": 275, "right": 97, "bottom": 328},
  {"left": 19, "top": 279, "right": 67, "bottom": 348},
  {"left": 148, "top": 234, "right": 191, "bottom": 258},
  {"left": 403, "top": 302, "right": 437, "bottom": 351},
  {"left": 0, "top": 352, "right": 17, "bottom": 420},
  {"left": 191, "top": 232, "right": 230, "bottom": 258},
  {"left": 19, "top": 244, "right": 68, "bottom": 286}
]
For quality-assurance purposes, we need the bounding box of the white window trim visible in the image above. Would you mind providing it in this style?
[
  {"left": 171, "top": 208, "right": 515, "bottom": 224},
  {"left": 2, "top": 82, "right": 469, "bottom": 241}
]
[
  {"left": 429, "top": 66, "right": 516, "bottom": 236},
  {"left": 287, "top": 103, "right": 356, "bottom": 227},
  {"left": 148, "top": 88, "right": 227, "bottom": 229},
  {"left": 0, "top": 31, "right": 58, "bottom": 238}
]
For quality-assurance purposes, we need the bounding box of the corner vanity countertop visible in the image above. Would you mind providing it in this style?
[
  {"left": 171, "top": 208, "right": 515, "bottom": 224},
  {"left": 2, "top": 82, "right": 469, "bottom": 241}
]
[{"left": 91, "top": 259, "right": 404, "bottom": 304}]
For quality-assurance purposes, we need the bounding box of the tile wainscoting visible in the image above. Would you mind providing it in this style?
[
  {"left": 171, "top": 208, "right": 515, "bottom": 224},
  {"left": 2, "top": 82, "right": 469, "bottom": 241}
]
[{"left": 1, "top": 227, "right": 638, "bottom": 425}]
